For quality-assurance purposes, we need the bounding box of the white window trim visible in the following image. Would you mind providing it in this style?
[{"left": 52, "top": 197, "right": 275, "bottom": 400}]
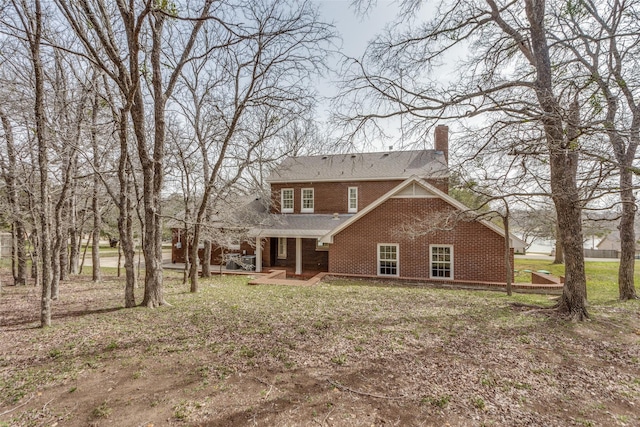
[
  {"left": 277, "top": 238, "right": 287, "bottom": 259},
  {"left": 281, "top": 188, "right": 293, "bottom": 213},
  {"left": 301, "top": 188, "right": 314, "bottom": 213},
  {"left": 377, "top": 243, "right": 399, "bottom": 277},
  {"left": 348, "top": 186, "right": 358, "bottom": 213},
  {"left": 429, "top": 244, "right": 454, "bottom": 279}
]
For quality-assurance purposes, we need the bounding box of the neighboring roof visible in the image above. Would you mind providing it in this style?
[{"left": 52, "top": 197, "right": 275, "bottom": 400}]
[
  {"left": 319, "top": 176, "right": 527, "bottom": 250},
  {"left": 250, "top": 214, "right": 353, "bottom": 238},
  {"left": 596, "top": 232, "right": 616, "bottom": 249},
  {"left": 168, "top": 196, "right": 269, "bottom": 230},
  {"left": 266, "top": 150, "right": 448, "bottom": 183},
  {"left": 596, "top": 230, "right": 640, "bottom": 251}
]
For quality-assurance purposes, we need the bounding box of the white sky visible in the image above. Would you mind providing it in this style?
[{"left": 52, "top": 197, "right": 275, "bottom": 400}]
[
  {"left": 315, "top": 0, "right": 398, "bottom": 59},
  {"left": 313, "top": 1, "right": 447, "bottom": 151},
  {"left": 314, "top": 0, "right": 401, "bottom": 147}
]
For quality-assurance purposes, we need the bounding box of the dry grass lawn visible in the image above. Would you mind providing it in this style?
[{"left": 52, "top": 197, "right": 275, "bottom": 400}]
[{"left": 1, "top": 265, "right": 639, "bottom": 426}]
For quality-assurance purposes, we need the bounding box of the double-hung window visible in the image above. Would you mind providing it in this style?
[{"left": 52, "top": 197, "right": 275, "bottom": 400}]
[
  {"left": 430, "top": 245, "right": 453, "bottom": 279},
  {"left": 378, "top": 244, "right": 399, "bottom": 276},
  {"left": 301, "top": 188, "right": 314, "bottom": 213},
  {"left": 348, "top": 187, "right": 358, "bottom": 213},
  {"left": 281, "top": 188, "right": 293, "bottom": 213},
  {"left": 277, "top": 238, "right": 287, "bottom": 259}
]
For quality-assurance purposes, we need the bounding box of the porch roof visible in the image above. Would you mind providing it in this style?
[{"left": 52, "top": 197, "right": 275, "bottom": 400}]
[{"left": 250, "top": 214, "right": 353, "bottom": 238}]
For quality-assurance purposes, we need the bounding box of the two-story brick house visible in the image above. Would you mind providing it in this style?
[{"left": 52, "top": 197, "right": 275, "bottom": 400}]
[{"left": 245, "top": 125, "right": 523, "bottom": 285}]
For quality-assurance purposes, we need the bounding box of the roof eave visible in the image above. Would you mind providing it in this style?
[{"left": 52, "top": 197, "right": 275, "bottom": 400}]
[
  {"left": 249, "top": 228, "right": 332, "bottom": 238},
  {"left": 266, "top": 174, "right": 449, "bottom": 184}
]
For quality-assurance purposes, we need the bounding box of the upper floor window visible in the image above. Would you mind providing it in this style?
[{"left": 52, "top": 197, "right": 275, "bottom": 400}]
[
  {"left": 348, "top": 187, "right": 358, "bottom": 213},
  {"left": 301, "top": 188, "right": 314, "bottom": 213},
  {"left": 281, "top": 188, "right": 293, "bottom": 213}
]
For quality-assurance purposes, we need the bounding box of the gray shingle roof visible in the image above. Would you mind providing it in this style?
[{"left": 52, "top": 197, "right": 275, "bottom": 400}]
[{"left": 267, "top": 150, "right": 447, "bottom": 183}]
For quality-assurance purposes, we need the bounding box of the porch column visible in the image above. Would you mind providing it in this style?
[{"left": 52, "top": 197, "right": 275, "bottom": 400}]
[
  {"left": 295, "top": 237, "right": 302, "bottom": 275},
  {"left": 255, "top": 236, "right": 262, "bottom": 273}
]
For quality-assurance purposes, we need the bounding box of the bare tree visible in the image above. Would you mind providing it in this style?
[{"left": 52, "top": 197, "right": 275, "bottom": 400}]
[
  {"left": 339, "top": 0, "right": 592, "bottom": 319},
  {"left": 101, "top": 78, "right": 138, "bottom": 308},
  {"left": 551, "top": 0, "right": 640, "bottom": 300},
  {"left": 0, "top": 107, "right": 28, "bottom": 286},
  {"left": 167, "top": 0, "right": 334, "bottom": 292},
  {"left": 48, "top": 50, "right": 88, "bottom": 300},
  {"left": 55, "top": 0, "right": 215, "bottom": 307},
  {"left": 10, "top": 0, "right": 53, "bottom": 326},
  {"left": 90, "top": 83, "right": 102, "bottom": 282},
  {"left": 165, "top": 120, "right": 199, "bottom": 284}
]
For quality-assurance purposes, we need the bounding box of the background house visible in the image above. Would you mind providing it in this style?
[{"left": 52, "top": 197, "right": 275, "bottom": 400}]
[{"left": 589, "top": 230, "right": 640, "bottom": 259}]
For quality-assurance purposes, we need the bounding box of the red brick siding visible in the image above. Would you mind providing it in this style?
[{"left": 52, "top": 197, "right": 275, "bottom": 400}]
[
  {"left": 270, "top": 179, "right": 448, "bottom": 214},
  {"left": 531, "top": 271, "right": 562, "bottom": 285},
  {"left": 327, "top": 198, "right": 512, "bottom": 284}
]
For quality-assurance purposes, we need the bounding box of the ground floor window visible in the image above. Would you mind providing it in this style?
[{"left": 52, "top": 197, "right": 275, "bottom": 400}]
[
  {"left": 378, "top": 244, "right": 399, "bottom": 276},
  {"left": 278, "top": 238, "right": 287, "bottom": 259},
  {"left": 430, "top": 245, "right": 453, "bottom": 278}
]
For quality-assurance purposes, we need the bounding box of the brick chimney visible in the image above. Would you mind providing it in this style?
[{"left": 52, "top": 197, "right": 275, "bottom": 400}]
[{"left": 434, "top": 125, "right": 449, "bottom": 164}]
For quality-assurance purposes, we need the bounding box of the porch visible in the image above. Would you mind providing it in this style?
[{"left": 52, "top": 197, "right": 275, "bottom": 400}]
[
  {"left": 250, "top": 213, "right": 353, "bottom": 277},
  {"left": 254, "top": 236, "right": 328, "bottom": 277}
]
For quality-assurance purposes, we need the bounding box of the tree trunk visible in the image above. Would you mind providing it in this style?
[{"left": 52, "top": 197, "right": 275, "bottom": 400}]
[
  {"left": 612, "top": 112, "right": 639, "bottom": 300},
  {"left": 125, "top": 21, "right": 165, "bottom": 307},
  {"left": 117, "top": 110, "right": 137, "bottom": 308},
  {"left": 68, "top": 191, "right": 79, "bottom": 275},
  {"left": 618, "top": 170, "right": 637, "bottom": 300},
  {"left": 15, "top": 221, "right": 27, "bottom": 285},
  {"left": 119, "top": 190, "right": 137, "bottom": 307},
  {"left": 92, "top": 214, "right": 101, "bottom": 282},
  {"left": 551, "top": 98, "right": 588, "bottom": 320},
  {"left": 68, "top": 161, "right": 86, "bottom": 276},
  {"left": 59, "top": 232, "right": 69, "bottom": 281},
  {"left": 59, "top": 200, "right": 70, "bottom": 281},
  {"left": 503, "top": 210, "right": 512, "bottom": 296},
  {"left": 141, "top": 13, "right": 169, "bottom": 307},
  {"left": 553, "top": 223, "right": 564, "bottom": 264},
  {"left": 91, "top": 92, "right": 102, "bottom": 282},
  {"left": 30, "top": 228, "right": 40, "bottom": 284},
  {"left": 140, "top": 162, "right": 165, "bottom": 306},
  {"left": 50, "top": 214, "right": 62, "bottom": 300},
  {"left": 553, "top": 185, "right": 588, "bottom": 319},
  {"left": 0, "top": 109, "right": 27, "bottom": 286},
  {"left": 526, "top": 0, "right": 588, "bottom": 320},
  {"left": 189, "top": 227, "right": 200, "bottom": 293},
  {"left": 51, "top": 152, "right": 77, "bottom": 299},
  {"left": 145, "top": 4, "right": 211, "bottom": 301},
  {"left": 202, "top": 238, "right": 212, "bottom": 278},
  {"left": 29, "top": 0, "right": 52, "bottom": 326},
  {"left": 182, "top": 227, "right": 190, "bottom": 285},
  {"left": 117, "top": 244, "right": 122, "bottom": 277},
  {"left": 79, "top": 234, "right": 89, "bottom": 274},
  {"left": 202, "top": 209, "right": 212, "bottom": 278}
]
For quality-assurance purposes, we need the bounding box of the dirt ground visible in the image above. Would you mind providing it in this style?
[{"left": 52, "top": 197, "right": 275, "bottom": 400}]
[{"left": 1, "top": 272, "right": 639, "bottom": 426}]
